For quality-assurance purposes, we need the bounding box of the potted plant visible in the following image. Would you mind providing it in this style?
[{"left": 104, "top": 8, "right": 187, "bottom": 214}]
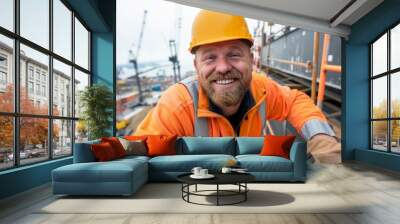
[{"left": 79, "top": 84, "right": 113, "bottom": 140}]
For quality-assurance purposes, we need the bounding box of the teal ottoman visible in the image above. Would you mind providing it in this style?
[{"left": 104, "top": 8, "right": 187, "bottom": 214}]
[{"left": 52, "top": 156, "right": 148, "bottom": 196}]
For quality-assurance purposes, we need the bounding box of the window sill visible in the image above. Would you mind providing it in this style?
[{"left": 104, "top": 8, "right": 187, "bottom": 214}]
[{"left": 0, "top": 156, "right": 72, "bottom": 175}]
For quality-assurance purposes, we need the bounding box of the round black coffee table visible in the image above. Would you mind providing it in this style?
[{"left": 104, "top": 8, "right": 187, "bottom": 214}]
[{"left": 177, "top": 173, "right": 255, "bottom": 206}]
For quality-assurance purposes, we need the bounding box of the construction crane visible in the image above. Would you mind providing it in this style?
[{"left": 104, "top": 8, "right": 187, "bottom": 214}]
[
  {"left": 169, "top": 12, "right": 182, "bottom": 83},
  {"left": 169, "top": 39, "right": 181, "bottom": 83},
  {"left": 129, "top": 10, "right": 147, "bottom": 104}
]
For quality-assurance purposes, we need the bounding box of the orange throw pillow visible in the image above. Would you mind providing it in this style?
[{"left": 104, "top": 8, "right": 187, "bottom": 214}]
[
  {"left": 91, "top": 142, "right": 117, "bottom": 161},
  {"left": 146, "top": 135, "right": 177, "bottom": 157},
  {"left": 260, "top": 135, "right": 296, "bottom": 159},
  {"left": 124, "top": 135, "right": 148, "bottom": 141},
  {"left": 101, "top": 137, "right": 127, "bottom": 158}
]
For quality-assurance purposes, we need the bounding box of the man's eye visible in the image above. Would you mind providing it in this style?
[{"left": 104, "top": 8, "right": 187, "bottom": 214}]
[
  {"left": 229, "top": 53, "right": 241, "bottom": 58},
  {"left": 204, "top": 56, "right": 216, "bottom": 62}
]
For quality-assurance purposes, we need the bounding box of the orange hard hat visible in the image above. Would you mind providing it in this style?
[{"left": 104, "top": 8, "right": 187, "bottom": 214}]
[{"left": 189, "top": 10, "right": 253, "bottom": 53}]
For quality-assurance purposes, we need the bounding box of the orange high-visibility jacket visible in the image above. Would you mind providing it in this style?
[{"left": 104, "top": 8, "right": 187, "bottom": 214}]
[{"left": 134, "top": 72, "right": 334, "bottom": 139}]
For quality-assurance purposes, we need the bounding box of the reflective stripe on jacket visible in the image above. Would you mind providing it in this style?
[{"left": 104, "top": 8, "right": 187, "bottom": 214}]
[{"left": 134, "top": 72, "right": 334, "bottom": 139}]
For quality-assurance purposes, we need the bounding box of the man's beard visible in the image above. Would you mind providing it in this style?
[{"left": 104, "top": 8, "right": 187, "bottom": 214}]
[{"left": 199, "top": 69, "right": 251, "bottom": 108}]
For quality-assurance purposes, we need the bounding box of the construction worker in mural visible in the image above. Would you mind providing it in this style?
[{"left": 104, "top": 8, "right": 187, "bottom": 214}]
[{"left": 135, "top": 10, "right": 341, "bottom": 164}]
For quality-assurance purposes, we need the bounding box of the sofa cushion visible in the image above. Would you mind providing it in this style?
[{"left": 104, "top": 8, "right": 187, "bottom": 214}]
[
  {"left": 236, "top": 155, "right": 293, "bottom": 172},
  {"left": 118, "top": 138, "right": 147, "bottom": 156},
  {"left": 53, "top": 162, "right": 134, "bottom": 184},
  {"left": 148, "top": 154, "right": 235, "bottom": 172},
  {"left": 52, "top": 158, "right": 148, "bottom": 195},
  {"left": 101, "top": 137, "right": 127, "bottom": 158},
  {"left": 177, "top": 137, "right": 236, "bottom": 155},
  {"left": 260, "top": 135, "right": 296, "bottom": 159},
  {"left": 114, "top": 155, "right": 150, "bottom": 165},
  {"left": 52, "top": 160, "right": 145, "bottom": 183},
  {"left": 236, "top": 137, "right": 264, "bottom": 155},
  {"left": 124, "top": 135, "right": 148, "bottom": 141},
  {"left": 91, "top": 142, "right": 118, "bottom": 161},
  {"left": 147, "top": 135, "right": 177, "bottom": 156}
]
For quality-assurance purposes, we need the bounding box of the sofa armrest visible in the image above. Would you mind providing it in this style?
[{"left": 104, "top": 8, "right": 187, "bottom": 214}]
[
  {"left": 73, "top": 140, "right": 100, "bottom": 163},
  {"left": 289, "top": 141, "right": 307, "bottom": 181}
]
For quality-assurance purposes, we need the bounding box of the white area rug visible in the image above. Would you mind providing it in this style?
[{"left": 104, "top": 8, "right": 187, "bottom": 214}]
[{"left": 38, "top": 183, "right": 361, "bottom": 214}]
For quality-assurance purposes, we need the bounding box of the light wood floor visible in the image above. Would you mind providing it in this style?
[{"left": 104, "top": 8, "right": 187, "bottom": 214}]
[{"left": 1, "top": 161, "right": 400, "bottom": 224}]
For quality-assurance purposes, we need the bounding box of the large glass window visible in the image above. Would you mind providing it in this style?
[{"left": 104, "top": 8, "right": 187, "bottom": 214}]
[
  {"left": 20, "top": 44, "right": 49, "bottom": 115},
  {"left": 0, "top": 0, "right": 14, "bottom": 32},
  {"left": 20, "top": 0, "right": 49, "bottom": 49},
  {"left": 53, "top": 0, "right": 72, "bottom": 60},
  {"left": 74, "top": 18, "right": 89, "bottom": 70},
  {"left": 372, "top": 121, "right": 388, "bottom": 151},
  {"left": 19, "top": 117, "right": 49, "bottom": 165},
  {"left": 391, "top": 24, "right": 400, "bottom": 70},
  {"left": 372, "top": 77, "right": 387, "bottom": 119},
  {"left": 74, "top": 69, "right": 89, "bottom": 118},
  {"left": 391, "top": 120, "right": 400, "bottom": 153},
  {"left": 372, "top": 34, "right": 387, "bottom": 77},
  {"left": 0, "top": 34, "right": 14, "bottom": 113},
  {"left": 74, "top": 69, "right": 89, "bottom": 143},
  {"left": 370, "top": 23, "right": 400, "bottom": 154},
  {"left": 0, "top": 116, "right": 13, "bottom": 170},
  {"left": 391, "top": 72, "right": 400, "bottom": 117},
  {"left": 0, "top": 1, "right": 91, "bottom": 170},
  {"left": 53, "top": 119, "right": 72, "bottom": 158},
  {"left": 53, "top": 59, "right": 72, "bottom": 117}
]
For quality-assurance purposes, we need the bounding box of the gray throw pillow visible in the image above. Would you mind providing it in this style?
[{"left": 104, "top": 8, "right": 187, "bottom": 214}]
[{"left": 118, "top": 137, "right": 147, "bottom": 156}]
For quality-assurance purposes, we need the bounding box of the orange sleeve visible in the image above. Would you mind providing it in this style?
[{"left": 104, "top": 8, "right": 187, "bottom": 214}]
[
  {"left": 265, "top": 78, "right": 327, "bottom": 133},
  {"left": 134, "top": 84, "right": 195, "bottom": 136}
]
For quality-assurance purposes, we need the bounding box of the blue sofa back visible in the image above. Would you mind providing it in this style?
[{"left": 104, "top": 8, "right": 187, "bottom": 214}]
[
  {"left": 74, "top": 136, "right": 305, "bottom": 162},
  {"left": 235, "top": 137, "right": 264, "bottom": 155},
  {"left": 73, "top": 139, "right": 100, "bottom": 163},
  {"left": 176, "top": 137, "right": 236, "bottom": 155}
]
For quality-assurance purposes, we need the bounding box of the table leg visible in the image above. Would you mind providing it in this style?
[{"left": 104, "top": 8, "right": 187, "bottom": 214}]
[
  {"left": 217, "top": 184, "right": 219, "bottom": 206},
  {"left": 181, "top": 184, "right": 183, "bottom": 199},
  {"left": 187, "top": 184, "right": 190, "bottom": 202},
  {"left": 195, "top": 184, "right": 197, "bottom": 192},
  {"left": 245, "top": 183, "right": 247, "bottom": 201}
]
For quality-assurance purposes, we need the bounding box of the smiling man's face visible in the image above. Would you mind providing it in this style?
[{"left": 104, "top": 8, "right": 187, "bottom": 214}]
[{"left": 194, "top": 40, "right": 253, "bottom": 114}]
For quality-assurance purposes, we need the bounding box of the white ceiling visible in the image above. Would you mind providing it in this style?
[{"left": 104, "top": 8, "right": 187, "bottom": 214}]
[
  {"left": 166, "top": 0, "right": 384, "bottom": 38},
  {"left": 228, "top": 0, "right": 352, "bottom": 22}
]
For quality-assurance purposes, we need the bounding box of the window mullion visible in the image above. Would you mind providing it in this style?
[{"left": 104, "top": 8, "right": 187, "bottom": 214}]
[
  {"left": 388, "top": 29, "right": 391, "bottom": 152},
  {"left": 13, "top": 0, "right": 20, "bottom": 167},
  {"left": 48, "top": 0, "right": 53, "bottom": 159},
  {"left": 370, "top": 44, "right": 372, "bottom": 149},
  {"left": 71, "top": 10, "right": 76, "bottom": 154}
]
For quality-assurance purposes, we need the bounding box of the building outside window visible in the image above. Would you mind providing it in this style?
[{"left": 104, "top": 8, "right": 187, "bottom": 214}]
[
  {"left": 0, "top": 0, "right": 91, "bottom": 170},
  {"left": 28, "top": 67, "right": 34, "bottom": 80},
  {"left": 0, "top": 54, "right": 7, "bottom": 67},
  {"left": 54, "top": 88, "right": 58, "bottom": 103},
  {"left": 36, "top": 83, "right": 40, "bottom": 95},
  {"left": 371, "top": 23, "right": 400, "bottom": 154},
  {"left": 35, "top": 70, "right": 40, "bottom": 81},
  {"left": 0, "top": 71, "right": 6, "bottom": 85},
  {"left": 42, "top": 85, "right": 46, "bottom": 97},
  {"left": 41, "top": 73, "right": 46, "bottom": 83},
  {"left": 28, "top": 81, "right": 34, "bottom": 94},
  {"left": 0, "top": 54, "right": 7, "bottom": 90}
]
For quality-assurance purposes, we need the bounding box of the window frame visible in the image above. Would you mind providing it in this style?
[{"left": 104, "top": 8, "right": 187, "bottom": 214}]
[
  {"left": 370, "top": 20, "right": 400, "bottom": 154},
  {"left": 0, "top": 0, "right": 92, "bottom": 171}
]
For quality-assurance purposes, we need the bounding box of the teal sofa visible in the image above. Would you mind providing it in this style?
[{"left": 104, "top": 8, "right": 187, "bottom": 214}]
[{"left": 52, "top": 137, "right": 306, "bottom": 196}]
